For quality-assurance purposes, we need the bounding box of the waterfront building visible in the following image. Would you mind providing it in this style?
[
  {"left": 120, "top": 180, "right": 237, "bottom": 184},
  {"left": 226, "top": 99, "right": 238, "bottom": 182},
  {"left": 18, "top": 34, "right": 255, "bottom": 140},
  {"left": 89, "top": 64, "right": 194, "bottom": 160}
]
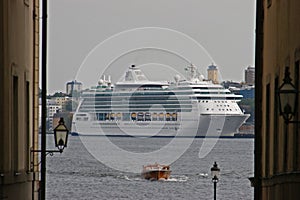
[
  {"left": 222, "top": 80, "right": 242, "bottom": 89},
  {"left": 54, "top": 96, "right": 69, "bottom": 112},
  {"left": 66, "top": 80, "right": 83, "bottom": 96},
  {"left": 47, "top": 100, "right": 62, "bottom": 131},
  {"left": 207, "top": 64, "right": 219, "bottom": 84},
  {"left": 253, "top": 0, "right": 300, "bottom": 199},
  {"left": 245, "top": 66, "right": 255, "bottom": 85},
  {"left": 238, "top": 122, "right": 255, "bottom": 135},
  {"left": 239, "top": 86, "right": 255, "bottom": 99},
  {"left": 0, "top": 0, "right": 40, "bottom": 199},
  {"left": 53, "top": 112, "right": 73, "bottom": 131},
  {"left": 39, "top": 99, "right": 62, "bottom": 131},
  {"left": 229, "top": 85, "right": 255, "bottom": 124},
  {"left": 230, "top": 86, "right": 255, "bottom": 99}
]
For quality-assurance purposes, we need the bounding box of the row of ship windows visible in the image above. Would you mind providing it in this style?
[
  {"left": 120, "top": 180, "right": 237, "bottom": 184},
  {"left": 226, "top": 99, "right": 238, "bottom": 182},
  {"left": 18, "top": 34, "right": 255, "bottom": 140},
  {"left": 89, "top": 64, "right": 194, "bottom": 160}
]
[
  {"left": 200, "top": 100, "right": 234, "bottom": 108},
  {"left": 194, "top": 92, "right": 231, "bottom": 94},
  {"left": 94, "top": 112, "right": 178, "bottom": 122},
  {"left": 197, "top": 97, "right": 239, "bottom": 100},
  {"left": 201, "top": 100, "right": 229, "bottom": 103},
  {"left": 216, "top": 105, "right": 230, "bottom": 107},
  {"left": 205, "top": 108, "right": 239, "bottom": 111}
]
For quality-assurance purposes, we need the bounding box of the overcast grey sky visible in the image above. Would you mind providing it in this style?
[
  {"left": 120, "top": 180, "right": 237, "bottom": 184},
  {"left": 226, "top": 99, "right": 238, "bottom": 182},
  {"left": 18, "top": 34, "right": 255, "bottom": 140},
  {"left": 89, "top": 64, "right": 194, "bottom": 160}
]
[{"left": 48, "top": 0, "right": 256, "bottom": 94}]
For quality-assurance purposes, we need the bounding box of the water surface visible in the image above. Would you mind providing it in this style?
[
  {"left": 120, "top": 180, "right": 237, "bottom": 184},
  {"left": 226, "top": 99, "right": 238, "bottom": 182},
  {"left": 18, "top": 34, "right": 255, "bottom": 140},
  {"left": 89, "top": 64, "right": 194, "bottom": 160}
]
[{"left": 46, "top": 136, "right": 253, "bottom": 200}]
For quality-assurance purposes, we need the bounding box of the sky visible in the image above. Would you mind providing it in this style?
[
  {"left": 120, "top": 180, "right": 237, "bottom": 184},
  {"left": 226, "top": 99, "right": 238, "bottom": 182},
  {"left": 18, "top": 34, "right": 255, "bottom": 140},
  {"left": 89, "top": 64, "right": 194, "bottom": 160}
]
[{"left": 48, "top": 0, "right": 256, "bottom": 94}]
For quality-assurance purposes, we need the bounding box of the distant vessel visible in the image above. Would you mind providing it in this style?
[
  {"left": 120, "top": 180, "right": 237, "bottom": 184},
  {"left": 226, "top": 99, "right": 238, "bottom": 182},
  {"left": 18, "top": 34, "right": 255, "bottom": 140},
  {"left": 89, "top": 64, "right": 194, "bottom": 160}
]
[
  {"left": 71, "top": 64, "right": 249, "bottom": 137},
  {"left": 141, "top": 164, "right": 171, "bottom": 180}
]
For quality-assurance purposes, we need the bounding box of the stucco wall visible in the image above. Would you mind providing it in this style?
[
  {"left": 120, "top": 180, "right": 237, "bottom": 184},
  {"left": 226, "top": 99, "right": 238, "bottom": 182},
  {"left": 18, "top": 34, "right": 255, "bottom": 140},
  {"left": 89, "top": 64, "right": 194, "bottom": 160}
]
[
  {"left": 255, "top": 0, "right": 300, "bottom": 199},
  {"left": 0, "top": 0, "right": 39, "bottom": 199}
]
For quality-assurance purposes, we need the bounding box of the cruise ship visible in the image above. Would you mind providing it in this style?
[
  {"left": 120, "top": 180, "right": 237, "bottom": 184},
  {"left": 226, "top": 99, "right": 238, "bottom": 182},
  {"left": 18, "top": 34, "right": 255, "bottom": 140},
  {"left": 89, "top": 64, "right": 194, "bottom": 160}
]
[{"left": 71, "top": 64, "right": 250, "bottom": 137}]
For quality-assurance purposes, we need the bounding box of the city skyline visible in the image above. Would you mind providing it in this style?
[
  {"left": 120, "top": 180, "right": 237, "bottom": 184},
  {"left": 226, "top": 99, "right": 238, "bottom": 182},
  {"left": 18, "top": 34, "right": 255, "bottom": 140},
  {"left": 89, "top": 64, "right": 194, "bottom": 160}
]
[
  {"left": 48, "top": 0, "right": 256, "bottom": 94},
  {"left": 48, "top": 64, "right": 254, "bottom": 95}
]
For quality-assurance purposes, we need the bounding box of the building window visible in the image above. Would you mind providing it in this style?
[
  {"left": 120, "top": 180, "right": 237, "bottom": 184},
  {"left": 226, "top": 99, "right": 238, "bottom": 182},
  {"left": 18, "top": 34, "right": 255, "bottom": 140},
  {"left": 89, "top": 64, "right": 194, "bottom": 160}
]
[
  {"left": 13, "top": 76, "right": 19, "bottom": 172},
  {"left": 294, "top": 61, "right": 299, "bottom": 170},
  {"left": 267, "top": 0, "right": 272, "bottom": 8},
  {"left": 26, "top": 81, "right": 30, "bottom": 171},
  {"left": 273, "top": 77, "right": 279, "bottom": 173},
  {"left": 265, "top": 83, "right": 270, "bottom": 176}
]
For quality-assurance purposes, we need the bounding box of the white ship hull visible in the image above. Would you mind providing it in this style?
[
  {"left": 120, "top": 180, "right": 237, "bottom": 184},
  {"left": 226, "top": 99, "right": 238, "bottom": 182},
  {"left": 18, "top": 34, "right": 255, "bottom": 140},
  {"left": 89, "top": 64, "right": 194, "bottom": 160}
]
[
  {"left": 71, "top": 113, "right": 249, "bottom": 137},
  {"left": 71, "top": 64, "right": 251, "bottom": 138}
]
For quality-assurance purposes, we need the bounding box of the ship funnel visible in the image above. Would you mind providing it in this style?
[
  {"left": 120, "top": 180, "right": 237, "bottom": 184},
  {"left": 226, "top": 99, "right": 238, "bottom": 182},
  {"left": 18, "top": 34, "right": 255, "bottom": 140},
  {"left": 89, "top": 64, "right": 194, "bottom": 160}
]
[{"left": 174, "top": 74, "right": 180, "bottom": 82}]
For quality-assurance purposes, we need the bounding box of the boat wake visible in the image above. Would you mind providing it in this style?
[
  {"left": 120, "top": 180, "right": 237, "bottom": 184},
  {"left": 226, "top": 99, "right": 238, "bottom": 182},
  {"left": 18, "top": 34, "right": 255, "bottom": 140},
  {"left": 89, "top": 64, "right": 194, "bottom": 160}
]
[
  {"left": 164, "top": 175, "right": 188, "bottom": 182},
  {"left": 197, "top": 172, "right": 209, "bottom": 178},
  {"left": 119, "top": 174, "right": 189, "bottom": 182}
]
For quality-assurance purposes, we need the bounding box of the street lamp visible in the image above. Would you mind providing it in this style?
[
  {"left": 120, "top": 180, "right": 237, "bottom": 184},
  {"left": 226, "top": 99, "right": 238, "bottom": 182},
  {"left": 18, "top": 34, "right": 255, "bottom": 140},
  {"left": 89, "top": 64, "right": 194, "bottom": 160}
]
[
  {"left": 277, "top": 67, "right": 298, "bottom": 123},
  {"left": 211, "top": 161, "right": 220, "bottom": 200},
  {"left": 31, "top": 117, "right": 69, "bottom": 155},
  {"left": 54, "top": 118, "right": 69, "bottom": 152},
  {"left": 31, "top": 117, "right": 69, "bottom": 199}
]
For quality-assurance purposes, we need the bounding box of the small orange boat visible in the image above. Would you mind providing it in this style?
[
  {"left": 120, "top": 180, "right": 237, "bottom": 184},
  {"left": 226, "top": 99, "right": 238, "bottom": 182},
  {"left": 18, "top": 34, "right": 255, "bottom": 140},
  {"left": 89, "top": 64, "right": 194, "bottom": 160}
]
[{"left": 142, "top": 163, "right": 171, "bottom": 180}]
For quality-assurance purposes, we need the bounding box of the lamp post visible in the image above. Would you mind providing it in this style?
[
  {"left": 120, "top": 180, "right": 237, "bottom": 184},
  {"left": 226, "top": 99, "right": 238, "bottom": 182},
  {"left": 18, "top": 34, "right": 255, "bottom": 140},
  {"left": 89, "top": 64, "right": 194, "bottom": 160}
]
[
  {"left": 277, "top": 67, "right": 300, "bottom": 171},
  {"left": 277, "top": 67, "right": 299, "bottom": 124},
  {"left": 31, "top": 118, "right": 69, "bottom": 155},
  {"left": 31, "top": 117, "right": 69, "bottom": 199},
  {"left": 54, "top": 118, "right": 69, "bottom": 152},
  {"left": 211, "top": 161, "right": 220, "bottom": 200},
  {"left": 39, "top": 0, "right": 71, "bottom": 199}
]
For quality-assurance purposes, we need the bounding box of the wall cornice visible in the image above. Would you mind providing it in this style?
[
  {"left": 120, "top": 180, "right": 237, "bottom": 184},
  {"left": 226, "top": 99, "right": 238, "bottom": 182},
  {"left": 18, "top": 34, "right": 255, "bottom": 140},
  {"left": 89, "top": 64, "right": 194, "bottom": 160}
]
[{"left": 261, "top": 172, "right": 300, "bottom": 187}]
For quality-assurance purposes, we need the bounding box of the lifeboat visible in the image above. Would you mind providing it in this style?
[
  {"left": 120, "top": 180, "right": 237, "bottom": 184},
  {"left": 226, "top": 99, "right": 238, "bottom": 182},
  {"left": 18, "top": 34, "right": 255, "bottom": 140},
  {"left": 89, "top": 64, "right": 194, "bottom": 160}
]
[
  {"left": 137, "top": 112, "right": 144, "bottom": 121},
  {"left": 110, "top": 113, "right": 115, "bottom": 120},
  {"left": 116, "top": 113, "right": 122, "bottom": 120},
  {"left": 166, "top": 113, "right": 170, "bottom": 121},
  {"left": 172, "top": 112, "right": 177, "bottom": 121},
  {"left": 141, "top": 164, "right": 171, "bottom": 180},
  {"left": 159, "top": 113, "right": 164, "bottom": 121},
  {"left": 152, "top": 113, "right": 157, "bottom": 121},
  {"left": 145, "top": 112, "right": 151, "bottom": 121},
  {"left": 131, "top": 112, "right": 137, "bottom": 120}
]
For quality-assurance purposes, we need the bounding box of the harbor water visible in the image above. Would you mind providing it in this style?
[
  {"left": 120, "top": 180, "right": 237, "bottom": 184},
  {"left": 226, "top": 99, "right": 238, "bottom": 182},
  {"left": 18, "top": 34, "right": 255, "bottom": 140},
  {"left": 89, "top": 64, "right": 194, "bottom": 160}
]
[{"left": 46, "top": 135, "right": 254, "bottom": 200}]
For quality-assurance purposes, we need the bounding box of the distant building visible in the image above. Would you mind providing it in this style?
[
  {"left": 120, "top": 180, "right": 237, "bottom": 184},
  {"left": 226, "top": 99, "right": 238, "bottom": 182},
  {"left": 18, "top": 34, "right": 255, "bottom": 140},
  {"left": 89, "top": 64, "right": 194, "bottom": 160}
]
[
  {"left": 231, "top": 86, "right": 255, "bottom": 124},
  {"left": 47, "top": 100, "right": 62, "bottom": 131},
  {"left": 53, "top": 96, "right": 70, "bottom": 112},
  {"left": 231, "top": 86, "right": 255, "bottom": 99},
  {"left": 53, "top": 112, "right": 73, "bottom": 131},
  {"left": 39, "top": 99, "right": 62, "bottom": 131},
  {"left": 222, "top": 81, "right": 242, "bottom": 89},
  {"left": 238, "top": 122, "right": 254, "bottom": 134},
  {"left": 207, "top": 64, "right": 219, "bottom": 84},
  {"left": 239, "top": 87, "right": 255, "bottom": 99},
  {"left": 244, "top": 66, "right": 255, "bottom": 85},
  {"left": 66, "top": 80, "right": 82, "bottom": 96}
]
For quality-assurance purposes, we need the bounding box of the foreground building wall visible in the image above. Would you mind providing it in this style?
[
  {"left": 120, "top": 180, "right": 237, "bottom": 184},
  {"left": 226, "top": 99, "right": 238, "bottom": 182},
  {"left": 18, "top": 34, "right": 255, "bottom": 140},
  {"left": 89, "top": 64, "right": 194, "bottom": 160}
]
[
  {"left": 254, "top": 0, "right": 300, "bottom": 199},
  {"left": 0, "top": 0, "right": 39, "bottom": 199}
]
